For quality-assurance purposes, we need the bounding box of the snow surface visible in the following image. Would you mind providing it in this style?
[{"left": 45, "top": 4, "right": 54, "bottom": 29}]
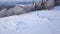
[
  {"left": 0, "top": 6, "right": 60, "bottom": 34},
  {"left": 52, "top": 6, "right": 60, "bottom": 10}
]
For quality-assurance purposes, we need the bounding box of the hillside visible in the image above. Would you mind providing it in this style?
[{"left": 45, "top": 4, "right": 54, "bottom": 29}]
[{"left": 0, "top": 6, "right": 60, "bottom": 34}]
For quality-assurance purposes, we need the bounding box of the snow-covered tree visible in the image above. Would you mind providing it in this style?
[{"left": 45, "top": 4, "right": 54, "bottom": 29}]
[{"left": 36, "top": 0, "right": 55, "bottom": 10}]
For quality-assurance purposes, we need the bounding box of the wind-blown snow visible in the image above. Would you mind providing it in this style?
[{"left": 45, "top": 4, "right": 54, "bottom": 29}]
[{"left": 0, "top": 6, "right": 60, "bottom": 34}]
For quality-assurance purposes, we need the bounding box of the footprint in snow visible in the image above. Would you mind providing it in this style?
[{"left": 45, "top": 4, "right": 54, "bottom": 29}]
[
  {"left": 16, "top": 21, "right": 22, "bottom": 26},
  {"left": 5, "top": 19, "right": 8, "bottom": 22},
  {"left": 3, "top": 27, "right": 7, "bottom": 29},
  {"left": 16, "top": 22, "right": 27, "bottom": 30},
  {"left": 36, "top": 13, "right": 47, "bottom": 18},
  {"left": 47, "top": 17, "right": 54, "bottom": 21},
  {"left": 16, "top": 21, "right": 23, "bottom": 30}
]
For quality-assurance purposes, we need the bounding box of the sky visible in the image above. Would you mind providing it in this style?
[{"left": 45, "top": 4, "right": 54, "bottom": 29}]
[{"left": 0, "top": 0, "right": 39, "bottom": 2}]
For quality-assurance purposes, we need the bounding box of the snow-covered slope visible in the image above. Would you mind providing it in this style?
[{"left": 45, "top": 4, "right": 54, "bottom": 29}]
[
  {"left": 0, "top": 6, "right": 60, "bottom": 34},
  {"left": 52, "top": 6, "right": 60, "bottom": 10}
]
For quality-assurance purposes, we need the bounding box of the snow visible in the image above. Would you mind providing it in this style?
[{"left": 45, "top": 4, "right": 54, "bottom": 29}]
[
  {"left": 0, "top": 6, "right": 60, "bottom": 34},
  {"left": 52, "top": 6, "right": 60, "bottom": 10}
]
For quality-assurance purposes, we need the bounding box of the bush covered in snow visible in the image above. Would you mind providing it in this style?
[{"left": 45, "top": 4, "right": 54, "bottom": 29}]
[{"left": 0, "top": 4, "right": 35, "bottom": 17}]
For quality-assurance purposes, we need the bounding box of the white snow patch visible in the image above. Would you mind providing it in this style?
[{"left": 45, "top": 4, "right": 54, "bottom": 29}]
[{"left": 0, "top": 6, "right": 60, "bottom": 34}]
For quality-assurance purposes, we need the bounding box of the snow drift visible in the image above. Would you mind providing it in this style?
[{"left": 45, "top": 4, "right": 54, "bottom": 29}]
[{"left": 0, "top": 6, "right": 60, "bottom": 34}]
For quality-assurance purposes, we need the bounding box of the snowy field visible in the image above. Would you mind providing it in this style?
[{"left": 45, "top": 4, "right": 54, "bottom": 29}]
[{"left": 0, "top": 6, "right": 60, "bottom": 34}]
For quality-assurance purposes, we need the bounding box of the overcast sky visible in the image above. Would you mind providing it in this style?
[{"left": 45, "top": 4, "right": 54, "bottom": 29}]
[{"left": 0, "top": 0, "right": 39, "bottom": 2}]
